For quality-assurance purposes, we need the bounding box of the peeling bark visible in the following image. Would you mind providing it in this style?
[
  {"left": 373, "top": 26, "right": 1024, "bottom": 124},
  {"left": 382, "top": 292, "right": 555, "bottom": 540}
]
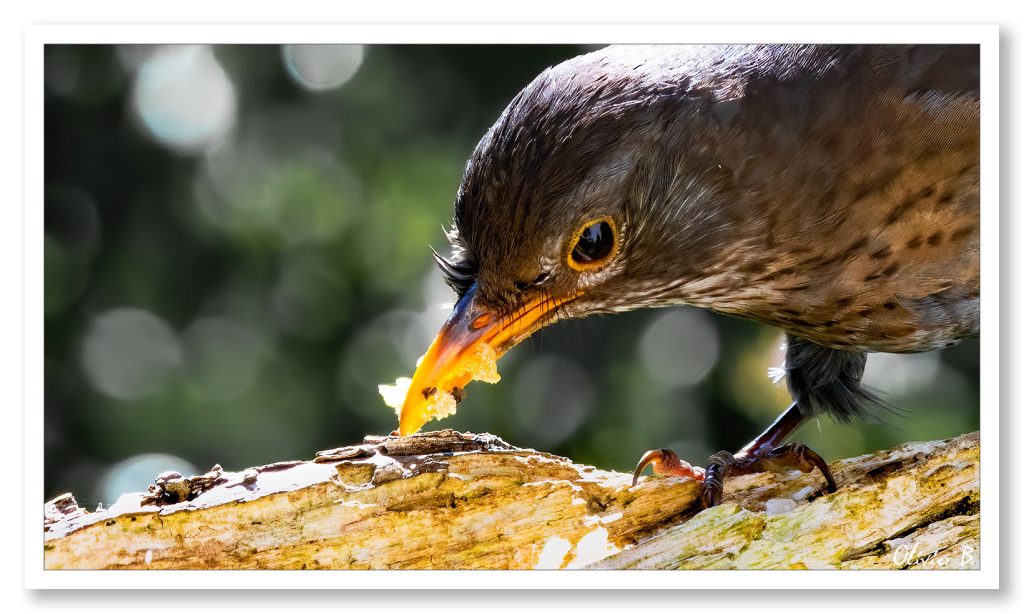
[{"left": 43, "top": 430, "right": 980, "bottom": 570}]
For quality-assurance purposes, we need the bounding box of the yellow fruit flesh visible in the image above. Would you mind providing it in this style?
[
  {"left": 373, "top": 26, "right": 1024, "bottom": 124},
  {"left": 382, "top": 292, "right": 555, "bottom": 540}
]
[{"left": 379, "top": 343, "right": 501, "bottom": 431}]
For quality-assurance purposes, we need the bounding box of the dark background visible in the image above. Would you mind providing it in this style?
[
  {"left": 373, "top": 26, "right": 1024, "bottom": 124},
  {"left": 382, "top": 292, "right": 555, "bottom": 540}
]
[{"left": 43, "top": 44, "right": 980, "bottom": 506}]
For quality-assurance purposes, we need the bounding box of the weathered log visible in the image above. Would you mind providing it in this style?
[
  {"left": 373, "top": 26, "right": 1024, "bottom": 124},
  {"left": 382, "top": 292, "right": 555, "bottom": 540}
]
[{"left": 43, "top": 430, "right": 980, "bottom": 570}]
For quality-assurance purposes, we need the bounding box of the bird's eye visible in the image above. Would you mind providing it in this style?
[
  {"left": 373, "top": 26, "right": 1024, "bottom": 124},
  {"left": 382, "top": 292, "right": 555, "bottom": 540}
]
[{"left": 568, "top": 217, "right": 617, "bottom": 270}]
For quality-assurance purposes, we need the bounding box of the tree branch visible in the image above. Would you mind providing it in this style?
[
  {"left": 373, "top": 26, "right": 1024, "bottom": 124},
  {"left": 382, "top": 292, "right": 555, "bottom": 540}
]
[{"left": 43, "top": 430, "right": 979, "bottom": 570}]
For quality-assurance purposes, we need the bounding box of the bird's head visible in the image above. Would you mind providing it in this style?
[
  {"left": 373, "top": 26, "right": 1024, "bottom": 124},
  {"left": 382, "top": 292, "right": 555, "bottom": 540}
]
[{"left": 398, "top": 48, "right": 736, "bottom": 435}]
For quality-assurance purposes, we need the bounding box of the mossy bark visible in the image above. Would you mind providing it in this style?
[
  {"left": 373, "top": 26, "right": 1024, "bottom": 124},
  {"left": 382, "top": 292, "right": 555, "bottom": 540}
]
[{"left": 43, "top": 430, "right": 980, "bottom": 570}]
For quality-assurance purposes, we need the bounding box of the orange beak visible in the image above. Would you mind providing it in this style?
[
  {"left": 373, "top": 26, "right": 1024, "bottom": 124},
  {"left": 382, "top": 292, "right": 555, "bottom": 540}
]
[{"left": 398, "top": 282, "right": 577, "bottom": 436}]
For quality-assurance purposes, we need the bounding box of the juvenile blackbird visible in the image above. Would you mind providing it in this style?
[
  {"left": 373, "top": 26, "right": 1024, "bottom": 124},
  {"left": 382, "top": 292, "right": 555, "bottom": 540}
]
[{"left": 399, "top": 44, "right": 980, "bottom": 507}]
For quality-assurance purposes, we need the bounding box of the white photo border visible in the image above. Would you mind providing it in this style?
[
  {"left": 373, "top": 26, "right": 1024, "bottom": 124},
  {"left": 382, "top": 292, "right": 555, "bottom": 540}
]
[{"left": 24, "top": 23, "right": 1000, "bottom": 590}]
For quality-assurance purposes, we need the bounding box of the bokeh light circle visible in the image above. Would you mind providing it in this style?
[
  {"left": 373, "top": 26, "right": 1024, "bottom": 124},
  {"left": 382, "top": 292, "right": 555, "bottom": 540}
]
[
  {"left": 80, "top": 308, "right": 183, "bottom": 400},
  {"left": 131, "top": 45, "right": 236, "bottom": 153},
  {"left": 863, "top": 352, "right": 942, "bottom": 396},
  {"left": 337, "top": 309, "right": 422, "bottom": 428},
  {"left": 281, "top": 44, "right": 365, "bottom": 92},
  {"left": 514, "top": 355, "right": 595, "bottom": 448},
  {"left": 96, "top": 453, "right": 197, "bottom": 505},
  {"left": 192, "top": 111, "right": 358, "bottom": 247},
  {"left": 182, "top": 317, "right": 266, "bottom": 402},
  {"left": 638, "top": 308, "right": 720, "bottom": 387}
]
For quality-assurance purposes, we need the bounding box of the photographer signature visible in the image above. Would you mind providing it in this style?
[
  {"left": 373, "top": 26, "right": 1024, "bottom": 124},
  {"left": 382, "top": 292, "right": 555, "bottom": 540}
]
[{"left": 891, "top": 541, "right": 977, "bottom": 569}]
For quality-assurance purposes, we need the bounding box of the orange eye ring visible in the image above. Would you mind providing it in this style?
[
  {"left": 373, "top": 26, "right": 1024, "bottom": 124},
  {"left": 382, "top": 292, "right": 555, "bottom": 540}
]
[{"left": 566, "top": 216, "right": 619, "bottom": 272}]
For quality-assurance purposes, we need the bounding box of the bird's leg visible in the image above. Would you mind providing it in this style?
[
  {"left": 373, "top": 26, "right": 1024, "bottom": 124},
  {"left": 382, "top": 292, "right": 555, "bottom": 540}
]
[
  {"left": 632, "top": 402, "right": 837, "bottom": 508},
  {"left": 700, "top": 402, "right": 836, "bottom": 507}
]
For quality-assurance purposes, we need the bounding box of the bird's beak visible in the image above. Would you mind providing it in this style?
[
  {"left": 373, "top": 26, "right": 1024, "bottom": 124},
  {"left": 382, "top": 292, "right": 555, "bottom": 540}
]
[{"left": 398, "top": 282, "right": 576, "bottom": 436}]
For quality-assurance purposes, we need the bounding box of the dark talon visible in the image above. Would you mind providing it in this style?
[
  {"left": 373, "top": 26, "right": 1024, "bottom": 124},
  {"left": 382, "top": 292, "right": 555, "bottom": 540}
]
[
  {"left": 641, "top": 404, "right": 838, "bottom": 509},
  {"left": 701, "top": 450, "right": 734, "bottom": 508},
  {"left": 766, "top": 443, "right": 837, "bottom": 493},
  {"left": 699, "top": 440, "right": 837, "bottom": 508},
  {"left": 694, "top": 403, "right": 839, "bottom": 508}
]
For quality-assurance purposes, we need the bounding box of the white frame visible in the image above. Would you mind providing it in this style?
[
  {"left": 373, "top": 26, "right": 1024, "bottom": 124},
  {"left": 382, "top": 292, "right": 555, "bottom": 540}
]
[{"left": 24, "top": 24, "right": 1000, "bottom": 590}]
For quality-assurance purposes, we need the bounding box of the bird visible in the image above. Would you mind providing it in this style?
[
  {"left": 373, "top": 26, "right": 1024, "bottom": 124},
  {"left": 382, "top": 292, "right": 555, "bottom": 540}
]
[{"left": 397, "top": 44, "right": 980, "bottom": 508}]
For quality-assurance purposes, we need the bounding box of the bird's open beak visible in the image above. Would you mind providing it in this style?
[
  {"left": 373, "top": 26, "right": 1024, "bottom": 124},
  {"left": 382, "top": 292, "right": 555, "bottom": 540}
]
[{"left": 398, "top": 283, "right": 576, "bottom": 436}]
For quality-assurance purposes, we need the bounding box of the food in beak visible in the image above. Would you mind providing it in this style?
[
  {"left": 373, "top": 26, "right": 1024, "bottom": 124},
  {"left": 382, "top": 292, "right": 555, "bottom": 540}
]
[
  {"left": 378, "top": 342, "right": 501, "bottom": 430},
  {"left": 379, "top": 281, "right": 577, "bottom": 437}
]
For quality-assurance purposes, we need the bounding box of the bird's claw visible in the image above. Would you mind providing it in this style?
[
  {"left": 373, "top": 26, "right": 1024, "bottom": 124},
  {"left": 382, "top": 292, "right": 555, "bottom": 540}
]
[
  {"left": 700, "top": 442, "right": 837, "bottom": 508},
  {"left": 701, "top": 450, "right": 735, "bottom": 508},
  {"left": 631, "top": 448, "right": 706, "bottom": 486},
  {"left": 633, "top": 441, "right": 837, "bottom": 509},
  {"left": 764, "top": 442, "right": 838, "bottom": 494}
]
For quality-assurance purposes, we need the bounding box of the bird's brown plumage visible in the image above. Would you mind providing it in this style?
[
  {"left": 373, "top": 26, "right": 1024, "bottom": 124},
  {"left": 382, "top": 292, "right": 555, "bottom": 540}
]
[{"left": 434, "top": 43, "right": 979, "bottom": 423}]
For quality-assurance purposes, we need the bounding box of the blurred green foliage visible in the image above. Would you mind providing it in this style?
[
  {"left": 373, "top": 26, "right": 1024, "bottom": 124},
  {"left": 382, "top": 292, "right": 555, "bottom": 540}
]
[{"left": 44, "top": 44, "right": 980, "bottom": 505}]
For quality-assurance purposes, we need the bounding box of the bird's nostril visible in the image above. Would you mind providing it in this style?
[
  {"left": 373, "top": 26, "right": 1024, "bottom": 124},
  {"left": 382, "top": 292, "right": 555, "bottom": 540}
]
[{"left": 514, "top": 280, "right": 530, "bottom": 291}]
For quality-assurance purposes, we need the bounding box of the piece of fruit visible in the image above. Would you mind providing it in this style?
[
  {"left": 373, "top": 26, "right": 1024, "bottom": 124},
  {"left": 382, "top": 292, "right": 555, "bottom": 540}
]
[{"left": 379, "top": 343, "right": 500, "bottom": 432}]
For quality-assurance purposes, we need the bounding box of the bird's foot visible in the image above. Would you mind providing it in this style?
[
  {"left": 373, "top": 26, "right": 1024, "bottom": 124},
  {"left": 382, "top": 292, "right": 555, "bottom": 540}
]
[
  {"left": 633, "top": 404, "right": 837, "bottom": 508},
  {"left": 632, "top": 441, "right": 836, "bottom": 509},
  {"left": 700, "top": 442, "right": 837, "bottom": 508}
]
